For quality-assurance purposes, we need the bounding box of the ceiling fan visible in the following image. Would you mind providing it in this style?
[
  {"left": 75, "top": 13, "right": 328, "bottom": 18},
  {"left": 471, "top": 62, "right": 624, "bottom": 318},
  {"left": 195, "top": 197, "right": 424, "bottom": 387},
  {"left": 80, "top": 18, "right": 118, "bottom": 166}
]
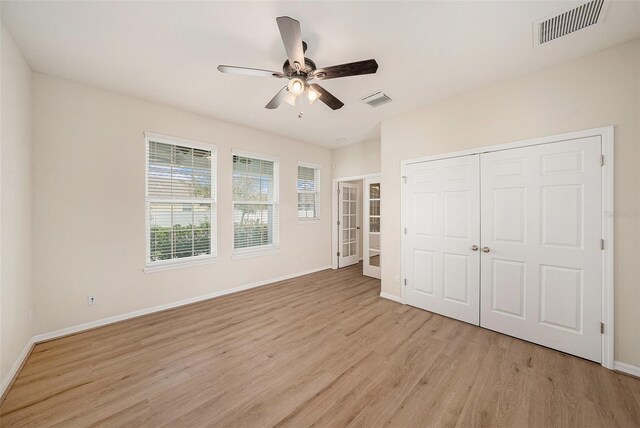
[{"left": 217, "top": 16, "right": 378, "bottom": 111}]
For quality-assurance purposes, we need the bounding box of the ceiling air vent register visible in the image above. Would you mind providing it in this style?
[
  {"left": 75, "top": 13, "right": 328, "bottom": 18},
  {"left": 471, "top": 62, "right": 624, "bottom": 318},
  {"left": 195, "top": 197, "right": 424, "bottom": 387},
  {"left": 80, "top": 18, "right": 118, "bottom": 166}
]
[
  {"left": 535, "top": 0, "right": 610, "bottom": 46},
  {"left": 362, "top": 91, "right": 392, "bottom": 108}
]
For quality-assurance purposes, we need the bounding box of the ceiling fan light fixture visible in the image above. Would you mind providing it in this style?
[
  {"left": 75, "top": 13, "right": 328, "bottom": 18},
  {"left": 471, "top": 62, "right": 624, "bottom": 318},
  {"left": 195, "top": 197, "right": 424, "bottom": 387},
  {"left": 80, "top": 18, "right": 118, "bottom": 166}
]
[
  {"left": 307, "top": 86, "right": 320, "bottom": 104},
  {"left": 284, "top": 91, "right": 297, "bottom": 106},
  {"left": 288, "top": 77, "right": 305, "bottom": 96}
]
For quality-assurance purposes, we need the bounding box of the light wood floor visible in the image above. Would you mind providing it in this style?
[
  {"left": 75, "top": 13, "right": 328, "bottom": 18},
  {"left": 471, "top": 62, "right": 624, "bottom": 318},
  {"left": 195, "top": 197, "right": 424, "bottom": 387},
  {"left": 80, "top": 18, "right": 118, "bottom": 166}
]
[{"left": 2, "top": 264, "right": 639, "bottom": 427}]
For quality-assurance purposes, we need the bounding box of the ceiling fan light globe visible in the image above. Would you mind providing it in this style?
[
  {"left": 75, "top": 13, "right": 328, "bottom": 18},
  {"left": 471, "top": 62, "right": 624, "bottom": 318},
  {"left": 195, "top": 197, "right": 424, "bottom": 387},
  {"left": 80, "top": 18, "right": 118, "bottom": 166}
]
[
  {"left": 288, "top": 78, "right": 305, "bottom": 96},
  {"left": 307, "top": 87, "right": 320, "bottom": 104},
  {"left": 284, "top": 92, "right": 297, "bottom": 106}
]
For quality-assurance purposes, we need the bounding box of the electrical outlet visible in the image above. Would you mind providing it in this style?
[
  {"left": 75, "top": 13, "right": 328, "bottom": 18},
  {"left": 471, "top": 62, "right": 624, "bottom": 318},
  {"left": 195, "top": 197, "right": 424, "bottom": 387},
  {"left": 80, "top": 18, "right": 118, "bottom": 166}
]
[{"left": 87, "top": 295, "right": 96, "bottom": 306}]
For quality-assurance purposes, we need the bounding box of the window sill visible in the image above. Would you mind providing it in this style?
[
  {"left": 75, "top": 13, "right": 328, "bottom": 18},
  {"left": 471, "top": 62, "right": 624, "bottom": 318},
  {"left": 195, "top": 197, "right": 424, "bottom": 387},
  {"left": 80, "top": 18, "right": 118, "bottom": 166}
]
[
  {"left": 298, "top": 217, "right": 321, "bottom": 224},
  {"left": 231, "top": 247, "right": 279, "bottom": 260},
  {"left": 144, "top": 256, "right": 218, "bottom": 273}
]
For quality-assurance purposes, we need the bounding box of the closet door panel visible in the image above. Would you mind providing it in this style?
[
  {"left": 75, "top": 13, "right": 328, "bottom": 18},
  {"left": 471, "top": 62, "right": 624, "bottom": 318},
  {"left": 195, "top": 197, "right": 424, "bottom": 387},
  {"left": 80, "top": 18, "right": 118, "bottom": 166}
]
[
  {"left": 479, "top": 137, "right": 602, "bottom": 362},
  {"left": 405, "top": 155, "right": 480, "bottom": 325}
]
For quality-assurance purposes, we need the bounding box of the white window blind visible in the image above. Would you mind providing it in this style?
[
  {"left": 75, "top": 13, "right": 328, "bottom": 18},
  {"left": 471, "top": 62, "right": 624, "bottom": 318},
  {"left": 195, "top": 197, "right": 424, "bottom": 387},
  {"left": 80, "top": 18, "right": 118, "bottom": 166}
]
[
  {"left": 145, "top": 134, "right": 216, "bottom": 269},
  {"left": 233, "top": 151, "right": 279, "bottom": 253},
  {"left": 297, "top": 163, "right": 321, "bottom": 220}
]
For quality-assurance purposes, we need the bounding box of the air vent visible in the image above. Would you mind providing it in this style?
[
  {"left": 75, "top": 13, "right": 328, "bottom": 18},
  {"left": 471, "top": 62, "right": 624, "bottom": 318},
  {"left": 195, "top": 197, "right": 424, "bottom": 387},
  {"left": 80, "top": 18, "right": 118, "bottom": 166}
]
[
  {"left": 535, "top": 0, "right": 610, "bottom": 46},
  {"left": 362, "top": 91, "right": 392, "bottom": 108}
]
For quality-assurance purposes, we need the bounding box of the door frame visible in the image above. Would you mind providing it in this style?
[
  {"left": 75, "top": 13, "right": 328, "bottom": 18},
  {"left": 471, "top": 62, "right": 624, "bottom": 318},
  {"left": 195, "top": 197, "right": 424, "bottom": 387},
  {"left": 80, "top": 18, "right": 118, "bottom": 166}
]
[
  {"left": 332, "top": 173, "right": 381, "bottom": 270},
  {"left": 400, "top": 126, "right": 614, "bottom": 369}
]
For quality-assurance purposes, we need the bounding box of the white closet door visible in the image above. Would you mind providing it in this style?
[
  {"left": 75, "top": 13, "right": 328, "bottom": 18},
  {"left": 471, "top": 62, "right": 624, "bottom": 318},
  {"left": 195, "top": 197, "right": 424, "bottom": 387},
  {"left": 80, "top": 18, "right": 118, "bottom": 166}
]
[
  {"left": 405, "top": 155, "right": 480, "bottom": 325},
  {"left": 480, "top": 137, "right": 602, "bottom": 362},
  {"left": 338, "top": 182, "right": 359, "bottom": 268}
]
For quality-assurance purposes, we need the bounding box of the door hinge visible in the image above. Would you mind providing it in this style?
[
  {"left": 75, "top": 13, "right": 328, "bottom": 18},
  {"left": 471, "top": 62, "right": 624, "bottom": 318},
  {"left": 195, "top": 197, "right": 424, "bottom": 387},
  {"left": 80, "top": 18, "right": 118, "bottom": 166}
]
[
  {"left": 601, "top": 239, "right": 605, "bottom": 250},
  {"left": 404, "top": 227, "right": 408, "bottom": 234},
  {"left": 337, "top": 251, "right": 340, "bottom": 257},
  {"left": 601, "top": 322, "right": 605, "bottom": 334},
  {"left": 601, "top": 155, "right": 605, "bottom": 166},
  {"left": 337, "top": 220, "right": 340, "bottom": 226},
  {"left": 404, "top": 278, "right": 407, "bottom": 286}
]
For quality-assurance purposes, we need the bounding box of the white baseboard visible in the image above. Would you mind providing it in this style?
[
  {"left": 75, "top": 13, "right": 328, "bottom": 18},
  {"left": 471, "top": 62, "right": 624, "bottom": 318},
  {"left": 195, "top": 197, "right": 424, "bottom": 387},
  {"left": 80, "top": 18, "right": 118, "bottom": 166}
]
[
  {"left": 614, "top": 361, "right": 640, "bottom": 378},
  {"left": 1, "top": 338, "right": 35, "bottom": 401},
  {"left": 380, "top": 292, "right": 403, "bottom": 303},
  {"left": 33, "top": 265, "right": 331, "bottom": 344}
]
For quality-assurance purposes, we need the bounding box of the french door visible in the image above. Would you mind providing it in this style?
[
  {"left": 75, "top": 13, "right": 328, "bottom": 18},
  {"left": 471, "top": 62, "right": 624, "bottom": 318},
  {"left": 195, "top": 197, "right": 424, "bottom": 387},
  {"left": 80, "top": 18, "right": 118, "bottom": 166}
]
[
  {"left": 338, "top": 182, "right": 359, "bottom": 268},
  {"left": 404, "top": 136, "right": 603, "bottom": 362},
  {"left": 363, "top": 176, "right": 382, "bottom": 279}
]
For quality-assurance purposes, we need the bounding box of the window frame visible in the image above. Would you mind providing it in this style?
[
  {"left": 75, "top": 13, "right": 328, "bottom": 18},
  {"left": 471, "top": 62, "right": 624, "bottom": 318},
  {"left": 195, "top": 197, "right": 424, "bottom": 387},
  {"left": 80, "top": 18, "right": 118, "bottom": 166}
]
[
  {"left": 297, "top": 161, "right": 321, "bottom": 222},
  {"left": 231, "top": 148, "right": 280, "bottom": 258},
  {"left": 144, "top": 132, "right": 218, "bottom": 273}
]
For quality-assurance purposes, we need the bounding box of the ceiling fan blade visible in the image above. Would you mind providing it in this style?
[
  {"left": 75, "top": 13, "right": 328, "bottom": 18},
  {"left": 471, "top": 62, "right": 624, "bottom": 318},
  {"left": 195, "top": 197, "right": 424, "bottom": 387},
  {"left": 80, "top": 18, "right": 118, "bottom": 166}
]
[
  {"left": 314, "top": 59, "right": 378, "bottom": 80},
  {"left": 276, "top": 16, "right": 305, "bottom": 70},
  {"left": 217, "top": 65, "right": 284, "bottom": 78},
  {"left": 310, "top": 84, "right": 344, "bottom": 110},
  {"left": 265, "top": 86, "right": 290, "bottom": 109}
]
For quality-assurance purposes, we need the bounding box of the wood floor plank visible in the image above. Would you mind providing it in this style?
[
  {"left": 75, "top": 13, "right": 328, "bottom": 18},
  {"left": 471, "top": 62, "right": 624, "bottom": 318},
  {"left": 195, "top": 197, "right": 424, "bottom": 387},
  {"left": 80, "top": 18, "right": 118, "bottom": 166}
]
[{"left": 1, "top": 263, "right": 639, "bottom": 427}]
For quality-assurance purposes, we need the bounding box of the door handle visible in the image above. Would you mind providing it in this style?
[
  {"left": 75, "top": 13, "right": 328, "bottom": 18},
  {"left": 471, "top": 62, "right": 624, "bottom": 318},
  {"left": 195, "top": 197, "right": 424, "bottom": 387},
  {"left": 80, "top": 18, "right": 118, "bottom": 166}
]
[
  {"left": 470, "top": 245, "right": 479, "bottom": 251},
  {"left": 482, "top": 247, "right": 490, "bottom": 253}
]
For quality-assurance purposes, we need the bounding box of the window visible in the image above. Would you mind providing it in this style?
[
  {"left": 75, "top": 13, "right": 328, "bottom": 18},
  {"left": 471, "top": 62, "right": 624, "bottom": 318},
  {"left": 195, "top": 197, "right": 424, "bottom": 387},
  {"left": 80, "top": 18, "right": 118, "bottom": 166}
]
[
  {"left": 232, "top": 150, "right": 279, "bottom": 254},
  {"left": 145, "top": 133, "right": 216, "bottom": 270},
  {"left": 297, "top": 163, "right": 321, "bottom": 220}
]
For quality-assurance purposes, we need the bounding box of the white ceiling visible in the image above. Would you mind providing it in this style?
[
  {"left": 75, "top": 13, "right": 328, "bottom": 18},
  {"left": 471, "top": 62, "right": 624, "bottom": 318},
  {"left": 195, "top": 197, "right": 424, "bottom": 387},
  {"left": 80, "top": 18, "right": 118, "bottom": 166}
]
[{"left": 2, "top": 1, "right": 639, "bottom": 148}]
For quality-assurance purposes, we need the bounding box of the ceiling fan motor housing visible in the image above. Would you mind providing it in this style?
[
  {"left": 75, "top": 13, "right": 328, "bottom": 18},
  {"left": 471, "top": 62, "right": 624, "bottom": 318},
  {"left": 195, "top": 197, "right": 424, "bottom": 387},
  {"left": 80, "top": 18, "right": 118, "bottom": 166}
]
[{"left": 283, "top": 56, "right": 316, "bottom": 78}]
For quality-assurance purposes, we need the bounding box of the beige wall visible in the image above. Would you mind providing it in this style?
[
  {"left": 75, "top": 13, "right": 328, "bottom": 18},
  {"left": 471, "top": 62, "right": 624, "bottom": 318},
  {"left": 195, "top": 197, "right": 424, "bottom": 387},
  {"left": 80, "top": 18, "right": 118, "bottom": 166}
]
[
  {"left": 381, "top": 39, "right": 640, "bottom": 367},
  {"left": 0, "top": 23, "right": 34, "bottom": 385},
  {"left": 331, "top": 138, "right": 380, "bottom": 178},
  {"left": 31, "top": 73, "right": 332, "bottom": 335}
]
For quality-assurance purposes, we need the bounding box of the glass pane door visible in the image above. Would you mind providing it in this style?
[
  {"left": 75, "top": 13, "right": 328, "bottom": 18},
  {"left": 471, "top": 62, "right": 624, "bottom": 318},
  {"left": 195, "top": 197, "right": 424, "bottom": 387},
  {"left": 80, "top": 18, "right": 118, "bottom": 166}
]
[
  {"left": 364, "top": 177, "right": 381, "bottom": 279},
  {"left": 338, "top": 182, "right": 359, "bottom": 268}
]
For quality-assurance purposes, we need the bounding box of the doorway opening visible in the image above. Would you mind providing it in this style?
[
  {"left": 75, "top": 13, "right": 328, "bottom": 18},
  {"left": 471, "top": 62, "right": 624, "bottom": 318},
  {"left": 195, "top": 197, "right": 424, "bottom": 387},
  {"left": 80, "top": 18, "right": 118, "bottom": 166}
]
[{"left": 332, "top": 173, "right": 381, "bottom": 279}]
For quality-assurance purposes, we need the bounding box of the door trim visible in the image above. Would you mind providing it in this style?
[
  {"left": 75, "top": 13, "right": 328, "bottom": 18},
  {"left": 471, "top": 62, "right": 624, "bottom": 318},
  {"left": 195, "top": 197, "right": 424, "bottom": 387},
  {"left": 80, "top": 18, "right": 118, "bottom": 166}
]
[
  {"left": 400, "top": 126, "right": 614, "bottom": 369},
  {"left": 332, "top": 173, "right": 382, "bottom": 270}
]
